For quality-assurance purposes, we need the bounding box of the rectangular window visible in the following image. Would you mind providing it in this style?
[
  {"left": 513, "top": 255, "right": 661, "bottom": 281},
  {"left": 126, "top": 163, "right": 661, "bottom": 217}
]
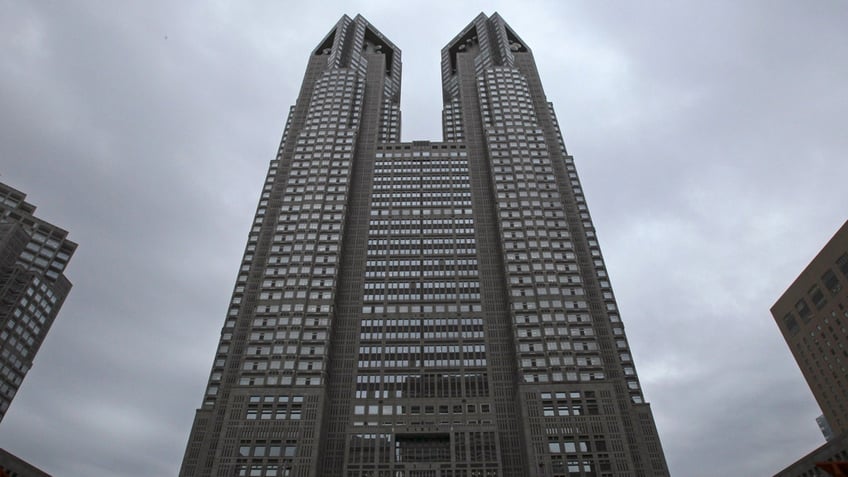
[
  {"left": 822, "top": 269, "right": 841, "bottom": 294},
  {"left": 838, "top": 253, "right": 848, "bottom": 278},
  {"left": 808, "top": 285, "right": 827, "bottom": 310},
  {"left": 795, "top": 299, "right": 812, "bottom": 321}
]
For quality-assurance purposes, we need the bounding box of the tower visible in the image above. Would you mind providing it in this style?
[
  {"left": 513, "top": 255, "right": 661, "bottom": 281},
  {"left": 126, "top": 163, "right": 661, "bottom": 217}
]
[
  {"left": 0, "top": 181, "right": 76, "bottom": 424},
  {"left": 181, "top": 13, "right": 668, "bottom": 477}
]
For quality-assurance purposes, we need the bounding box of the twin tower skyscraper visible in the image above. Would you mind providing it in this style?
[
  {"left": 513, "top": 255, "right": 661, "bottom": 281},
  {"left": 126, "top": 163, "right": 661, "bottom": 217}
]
[{"left": 181, "top": 13, "right": 669, "bottom": 477}]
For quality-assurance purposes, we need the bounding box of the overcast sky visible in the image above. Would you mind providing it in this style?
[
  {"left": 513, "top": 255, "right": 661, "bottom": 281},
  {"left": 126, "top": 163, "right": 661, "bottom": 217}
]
[{"left": 1, "top": 1, "right": 847, "bottom": 476}]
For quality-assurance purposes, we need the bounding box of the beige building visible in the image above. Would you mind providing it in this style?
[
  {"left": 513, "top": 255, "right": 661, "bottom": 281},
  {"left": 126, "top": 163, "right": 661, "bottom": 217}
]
[{"left": 772, "top": 220, "right": 848, "bottom": 476}]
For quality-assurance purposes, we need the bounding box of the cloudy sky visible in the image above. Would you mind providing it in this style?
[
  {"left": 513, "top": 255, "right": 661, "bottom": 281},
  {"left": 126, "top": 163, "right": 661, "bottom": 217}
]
[{"left": 1, "top": 1, "right": 847, "bottom": 475}]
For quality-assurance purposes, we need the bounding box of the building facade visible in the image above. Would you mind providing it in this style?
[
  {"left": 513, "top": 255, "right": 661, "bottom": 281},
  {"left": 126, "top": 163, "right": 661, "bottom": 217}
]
[
  {"left": 181, "top": 13, "right": 668, "bottom": 477},
  {"left": 0, "top": 447, "right": 52, "bottom": 477},
  {"left": 772, "top": 220, "right": 848, "bottom": 476},
  {"left": 0, "top": 182, "right": 76, "bottom": 423}
]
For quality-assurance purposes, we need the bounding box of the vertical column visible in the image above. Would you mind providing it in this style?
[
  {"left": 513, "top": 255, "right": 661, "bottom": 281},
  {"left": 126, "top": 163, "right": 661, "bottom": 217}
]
[
  {"left": 318, "top": 52, "right": 386, "bottom": 476},
  {"left": 456, "top": 50, "right": 529, "bottom": 476}
]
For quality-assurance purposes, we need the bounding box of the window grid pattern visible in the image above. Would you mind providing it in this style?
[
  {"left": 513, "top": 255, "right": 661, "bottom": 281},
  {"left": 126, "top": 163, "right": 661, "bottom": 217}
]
[
  {"left": 443, "top": 99, "right": 464, "bottom": 141},
  {"left": 0, "top": 184, "right": 76, "bottom": 424},
  {"left": 345, "top": 146, "right": 501, "bottom": 474},
  {"left": 0, "top": 188, "right": 74, "bottom": 282},
  {"left": 478, "top": 67, "right": 607, "bottom": 386},
  {"left": 476, "top": 60, "right": 660, "bottom": 475},
  {"left": 183, "top": 13, "right": 669, "bottom": 477},
  {"left": 775, "top": 243, "right": 848, "bottom": 437},
  {"left": 183, "top": 14, "right": 409, "bottom": 477},
  {"left": 203, "top": 69, "right": 365, "bottom": 411},
  {"left": 0, "top": 275, "right": 56, "bottom": 416},
  {"left": 250, "top": 70, "right": 362, "bottom": 388}
]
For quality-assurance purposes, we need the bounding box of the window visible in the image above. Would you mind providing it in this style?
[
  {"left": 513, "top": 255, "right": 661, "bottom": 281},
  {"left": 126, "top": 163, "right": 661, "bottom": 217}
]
[
  {"left": 809, "top": 285, "right": 827, "bottom": 310},
  {"left": 838, "top": 253, "right": 848, "bottom": 278},
  {"left": 783, "top": 313, "right": 800, "bottom": 334},
  {"left": 795, "top": 299, "right": 812, "bottom": 321},
  {"left": 822, "top": 269, "right": 841, "bottom": 294}
]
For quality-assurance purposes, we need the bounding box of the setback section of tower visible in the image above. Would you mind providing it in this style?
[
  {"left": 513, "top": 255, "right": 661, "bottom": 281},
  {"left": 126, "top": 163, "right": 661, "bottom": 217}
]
[
  {"left": 441, "top": 12, "right": 668, "bottom": 477},
  {"left": 180, "top": 14, "right": 400, "bottom": 476}
]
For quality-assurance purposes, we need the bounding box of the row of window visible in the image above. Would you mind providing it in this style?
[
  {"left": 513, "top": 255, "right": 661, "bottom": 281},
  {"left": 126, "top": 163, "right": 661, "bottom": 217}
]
[
  {"left": 370, "top": 201, "right": 471, "bottom": 209},
  {"left": 366, "top": 247, "right": 476, "bottom": 256},
  {"left": 370, "top": 218, "right": 474, "bottom": 226},
  {"left": 366, "top": 258, "right": 478, "bottom": 268},
  {"left": 369, "top": 237, "right": 476, "bottom": 246},
  {"left": 524, "top": 371, "right": 606, "bottom": 383},
  {"left": 374, "top": 152, "right": 467, "bottom": 159},
  {"left": 363, "top": 304, "right": 483, "bottom": 314},
  {"left": 520, "top": 340, "right": 598, "bottom": 352},
  {"left": 238, "top": 444, "right": 297, "bottom": 457},
  {"left": 245, "top": 306, "right": 324, "bottom": 322},
  {"left": 236, "top": 375, "right": 321, "bottom": 386},
  {"left": 364, "top": 281, "right": 480, "bottom": 290},
  {"left": 785, "top": 253, "right": 848, "bottom": 334},
  {"left": 262, "top": 266, "right": 336, "bottom": 278},
  {"left": 361, "top": 318, "right": 483, "bottom": 329},
  {"left": 364, "top": 270, "right": 478, "bottom": 279},
  {"left": 369, "top": 227, "right": 474, "bottom": 236},
  {"left": 371, "top": 191, "right": 471, "bottom": 199},
  {"left": 369, "top": 209, "right": 473, "bottom": 218}
]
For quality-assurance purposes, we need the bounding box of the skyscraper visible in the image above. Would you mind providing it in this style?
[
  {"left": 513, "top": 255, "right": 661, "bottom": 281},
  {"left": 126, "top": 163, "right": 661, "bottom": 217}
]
[
  {"left": 181, "top": 13, "right": 668, "bottom": 477},
  {"left": 0, "top": 181, "right": 76, "bottom": 423}
]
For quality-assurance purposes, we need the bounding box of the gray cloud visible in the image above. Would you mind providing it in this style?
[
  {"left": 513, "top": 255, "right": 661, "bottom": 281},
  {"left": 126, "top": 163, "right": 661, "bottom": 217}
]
[{"left": 1, "top": 1, "right": 845, "bottom": 476}]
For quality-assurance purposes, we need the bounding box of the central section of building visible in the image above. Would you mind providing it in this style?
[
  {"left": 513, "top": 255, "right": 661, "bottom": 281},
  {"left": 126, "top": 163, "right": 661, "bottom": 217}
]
[{"left": 181, "top": 13, "right": 669, "bottom": 477}]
